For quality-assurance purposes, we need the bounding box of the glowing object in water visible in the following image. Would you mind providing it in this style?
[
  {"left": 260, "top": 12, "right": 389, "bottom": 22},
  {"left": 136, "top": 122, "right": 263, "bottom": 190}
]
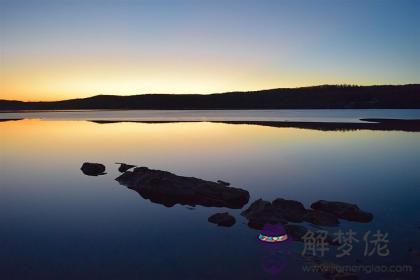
[{"left": 258, "top": 233, "right": 288, "bottom": 243}]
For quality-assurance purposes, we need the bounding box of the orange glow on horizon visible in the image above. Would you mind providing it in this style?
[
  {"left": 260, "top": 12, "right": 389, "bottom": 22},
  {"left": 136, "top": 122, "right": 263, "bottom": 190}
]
[{"left": 0, "top": 56, "right": 381, "bottom": 102}]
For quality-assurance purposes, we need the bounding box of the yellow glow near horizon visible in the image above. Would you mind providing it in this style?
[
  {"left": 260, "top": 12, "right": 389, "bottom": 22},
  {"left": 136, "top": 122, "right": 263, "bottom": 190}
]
[
  {"left": 2, "top": 42, "right": 403, "bottom": 102},
  {"left": 0, "top": 51, "right": 379, "bottom": 101},
  {"left": 1, "top": 0, "right": 418, "bottom": 102},
  {"left": 0, "top": 60, "right": 373, "bottom": 102},
  {"left": 0, "top": 61, "right": 295, "bottom": 101},
  {"left": 1, "top": 33, "right": 414, "bottom": 102}
]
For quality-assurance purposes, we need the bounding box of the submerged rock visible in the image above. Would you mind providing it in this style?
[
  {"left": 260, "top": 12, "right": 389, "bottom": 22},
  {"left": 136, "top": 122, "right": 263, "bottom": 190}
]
[
  {"left": 284, "top": 224, "right": 338, "bottom": 246},
  {"left": 115, "top": 167, "right": 249, "bottom": 208},
  {"left": 208, "top": 212, "right": 236, "bottom": 227},
  {"left": 81, "top": 162, "right": 106, "bottom": 176},
  {"left": 311, "top": 200, "right": 373, "bottom": 223},
  {"left": 303, "top": 210, "right": 340, "bottom": 226},
  {"left": 284, "top": 224, "right": 308, "bottom": 242},
  {"left": 116, "top": 162, "right": 136, "bottom": 173}
]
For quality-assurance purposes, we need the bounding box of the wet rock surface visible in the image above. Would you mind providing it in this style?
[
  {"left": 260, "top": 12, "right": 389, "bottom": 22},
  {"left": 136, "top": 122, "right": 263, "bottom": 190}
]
[
  {"left": 81, "top": 162, "right": 106, "bottom": 176},
  {"left": 241, "top": 197, "right": 347, "bottom": 229},
  {"left": 272, "top": 198, "right": 306, "bottom": 222},
  {"left": 303, "top": 210, "right": 340, "bottom": 226},
  {"left": 311, "top": 200, "right": 373, "bottom": 223},
  {"left": 241, "top": 197, "right": 373, "bottom": 229},
  {"left": 116, "top": 162, "right": 136, "bottom": 173},
  {"left": 208, "top": 212, "right": 236, "bottom": 227},
  {"left": 241, "top": 199, "right": 288, "bottom": 229},
  {"left": 115, "top": 167, "right": 250, "bottom": 208},
  {"left": 109, "top": 164, "right": 372, "bottom": 238}
]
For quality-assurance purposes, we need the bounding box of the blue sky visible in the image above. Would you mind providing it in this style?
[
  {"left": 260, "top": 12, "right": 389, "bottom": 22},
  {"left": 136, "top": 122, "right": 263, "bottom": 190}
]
[{"left": 1, "top": 0, "right": 419, "bottom": 100}]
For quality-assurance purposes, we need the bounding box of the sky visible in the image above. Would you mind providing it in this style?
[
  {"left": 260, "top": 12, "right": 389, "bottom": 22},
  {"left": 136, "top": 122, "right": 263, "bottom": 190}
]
[{"left": 0, "top": 0, "right": 419, "bottom": 101}]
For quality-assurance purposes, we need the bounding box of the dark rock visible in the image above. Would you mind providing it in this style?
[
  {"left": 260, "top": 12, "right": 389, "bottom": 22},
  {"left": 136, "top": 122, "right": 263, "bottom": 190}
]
[
  {"left": 284, "top": 224, "right": 308, "bottom": 241},
  {"left": 311, "top": 200, "right": 373, "bottom": 223},
  {"left": 115, "top": 167, "right": 250, "bottom": 208},
  {"left": 241, "top": 199, "right": 288, "bottom": 229},
  {"left": 217, "top": 180, "right": 230, "bottom": 186},
  {"left": 272, "top": 198, "right": 306, "bottom": 222},
  {"left": 241, "top": 199, "right": 270, "bottom": 218},
  {"left": 81, "top": 162, "right": 106, "bottom": 176},
  {"left": 241, "top": 198, "right": 309, "bottom": 229},
  {"left": 208, "top": 212, "right": 236, "bottom": 227},
  {"left": 116, "top": 162, "right": 136, "bottom": 172},
  {"left": 304, "top": 210, "right": 339, "bottom": 226}
]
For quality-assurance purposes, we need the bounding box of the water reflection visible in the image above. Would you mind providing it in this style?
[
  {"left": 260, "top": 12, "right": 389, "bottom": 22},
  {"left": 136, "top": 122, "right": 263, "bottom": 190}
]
[
  {"left": 1, "top": 117, "right": 420, "bottom": 279},
  {"left": 89, "top": 118, "right": 420, "bottom": 132}
]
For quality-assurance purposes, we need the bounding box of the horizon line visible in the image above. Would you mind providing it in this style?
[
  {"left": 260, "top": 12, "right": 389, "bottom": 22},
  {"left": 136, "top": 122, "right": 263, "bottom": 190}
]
[{"left": 2, "top": 83, "right": 419, "bottom": 103}]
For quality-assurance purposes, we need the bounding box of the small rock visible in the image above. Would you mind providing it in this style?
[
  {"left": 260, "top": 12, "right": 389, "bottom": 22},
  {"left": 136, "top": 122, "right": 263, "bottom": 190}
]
[
  {"left": 311, "top": 200, "right": 373, "bottom": 223},
  {"left": 304, "top": 210, "right": 339, "bottom": 226},
  {"left": 81, "top": 162, "right": 106, "bottom": 176},
  {"left": 208, "top": 212, "right": 236, "bottom": 227},
  {"left": 116, "top": 162, "right": 136, "bottom": 172}
]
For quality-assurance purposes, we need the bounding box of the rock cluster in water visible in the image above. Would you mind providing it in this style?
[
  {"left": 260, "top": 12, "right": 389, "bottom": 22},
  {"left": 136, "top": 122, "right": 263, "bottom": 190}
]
[
  {"left": 81, "top": 161, "right": 376, "bottom": 279},
  {"left": 241, "top": 198, "right": 373, "bottom": 230},
  {"left": 115, "top": 166, "right": 250, "bottom": 209},
  {"left": 311, "top": 200, "right": 373, "bottom": 223},
  {"left": 80, "top": 162, "right": 373, "bottom": 236}
]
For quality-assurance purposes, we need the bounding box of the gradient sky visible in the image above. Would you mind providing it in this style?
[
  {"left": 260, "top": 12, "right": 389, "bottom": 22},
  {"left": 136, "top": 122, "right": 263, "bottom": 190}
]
[{"left": 1, "top": 0, "right": 419, "bottom": 101}]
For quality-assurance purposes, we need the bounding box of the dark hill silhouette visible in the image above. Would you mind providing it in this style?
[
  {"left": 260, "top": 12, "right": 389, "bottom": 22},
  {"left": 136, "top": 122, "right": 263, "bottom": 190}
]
[{"left": 1, "top": 84, "right": 419, "bottom": 110}]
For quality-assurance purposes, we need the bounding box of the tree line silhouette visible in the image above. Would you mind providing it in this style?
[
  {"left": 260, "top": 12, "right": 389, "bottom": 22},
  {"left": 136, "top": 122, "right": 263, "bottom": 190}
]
[{"left": 1, "top": 84, "right": 419, "bottom": 110}]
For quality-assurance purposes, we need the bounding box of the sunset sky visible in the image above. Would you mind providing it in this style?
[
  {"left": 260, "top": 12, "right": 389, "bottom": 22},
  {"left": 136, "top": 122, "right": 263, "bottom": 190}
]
[{"left": 1, "top": 0, "right": 419, "bottom": 101}]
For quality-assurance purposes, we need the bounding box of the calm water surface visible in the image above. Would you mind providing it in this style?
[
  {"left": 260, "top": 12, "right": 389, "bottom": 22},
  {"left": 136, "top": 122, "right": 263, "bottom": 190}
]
[
  {"left": 1, "top": 110, "right": 420, "bottom": 279},
  {"left": 2, "top": 109, "right": 420, "bottom": 122}
]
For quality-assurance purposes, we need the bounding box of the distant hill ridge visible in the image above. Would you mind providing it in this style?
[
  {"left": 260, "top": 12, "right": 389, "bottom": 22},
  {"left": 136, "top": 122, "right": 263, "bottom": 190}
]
[{"left": 1, "top": 84, "right": 420, "bottom": 110}]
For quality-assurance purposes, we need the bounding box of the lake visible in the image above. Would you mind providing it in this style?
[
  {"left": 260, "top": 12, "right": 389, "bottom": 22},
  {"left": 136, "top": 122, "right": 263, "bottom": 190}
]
[{"left": 1, "top": 110, "right": 420, "bottom": 279}]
